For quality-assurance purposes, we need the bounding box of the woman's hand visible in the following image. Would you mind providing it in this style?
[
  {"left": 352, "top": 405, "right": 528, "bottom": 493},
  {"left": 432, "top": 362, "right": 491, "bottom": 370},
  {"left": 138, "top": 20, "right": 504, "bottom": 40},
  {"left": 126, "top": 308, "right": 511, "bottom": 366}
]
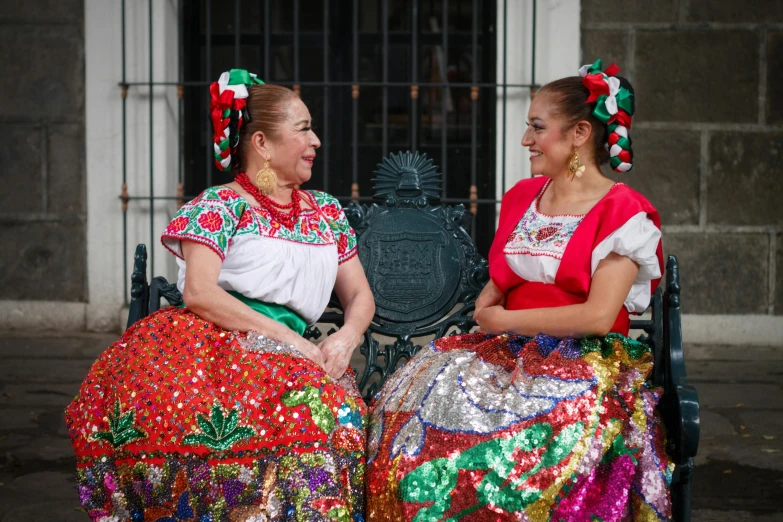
[
  {"left": 290, "top": 336, "right": 328, "bottom": 370},
  {"left": 319, "top": 326, "right": 362, "bottom": 380},
  {"left": 474, "top": 280, "right": 506, "bottom": 316},
  {"left": 475, "top": 305, "right": 510, "bottom": 335}
]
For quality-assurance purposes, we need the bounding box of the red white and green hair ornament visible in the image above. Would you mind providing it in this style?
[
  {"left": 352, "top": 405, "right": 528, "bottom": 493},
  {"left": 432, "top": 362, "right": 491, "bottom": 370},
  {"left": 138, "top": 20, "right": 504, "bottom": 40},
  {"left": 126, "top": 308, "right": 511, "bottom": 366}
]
[
  {"left": 210, "top": 68, "right": 264, "bottom": 172},
  {"left": 578, "top": 59, "right": 635, "bottom": 173}
]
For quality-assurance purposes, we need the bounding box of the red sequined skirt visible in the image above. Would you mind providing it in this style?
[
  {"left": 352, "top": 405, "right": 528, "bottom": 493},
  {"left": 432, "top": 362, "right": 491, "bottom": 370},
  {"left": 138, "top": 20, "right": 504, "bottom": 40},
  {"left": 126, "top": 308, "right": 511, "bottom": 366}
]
[
  {"left": 366, "top": 333, "right": 672, "bottom": 521},
  {"left": 65, "top": 308, "right": 366, "bottom": 522}
]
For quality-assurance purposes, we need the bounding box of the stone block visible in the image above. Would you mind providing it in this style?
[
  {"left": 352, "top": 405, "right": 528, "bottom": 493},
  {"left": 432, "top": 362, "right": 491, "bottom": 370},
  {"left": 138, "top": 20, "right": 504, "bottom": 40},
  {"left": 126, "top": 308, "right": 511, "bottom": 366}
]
[
  {"left": 48, "top": 124, "right": 85, "bottom": 214},
  {"left": 767, "top": 32, "right": 783, "bottom": 124},
  {"left": 0, "top": 383, "right": 80, "bottom": 408},
  {"left": 0, "top": 0, "right": 83, "bottom": 23},
  {"left": 664, "top": 233, "right": 769, "bottom": 314},
  {"left": 0, "top": 502, "right": 87, "bottom": 522},
  {"left": 688, "top": 360, "right": 783, "bottom": 384},
  {"left": 0, "top": 124, "right": 44, "bottom": 213},
  {"left": 3, "top": 472, "right": 78, "bottom": 503},
  {"left": 696, "top": 383, "right": 783, "bottom": 410},
  {"left": 0, "top": 333, "right": 113, "bottom": 358},
  {"left": 687, "top": 0, "right": 783, "bottom": 23},
  {"left": 582, "top": 30, "right": 629, "bottom": 72},
  {"left": 707, "top": 131, "right": 783, "bottom": 226},
  {"left": 635, "top": 30, "right": 758, "bottom": 123},
  {"left": 778, "top": 233, "right": 783, "bottom": 315},
  {"left": 2, "top": 359, "right": 94, "bottom": 384},
  {"left": 0, "top": 221, "right": 86, "bottom": 301},
  {"left": 581, "top": 0, "right": 678, "bottom": 24},
  {"left": 0, "top": 26, "right": 84, "bottom": 121},
  {"left": 609, "top": 129, "right": 700, "bottom": 225}
]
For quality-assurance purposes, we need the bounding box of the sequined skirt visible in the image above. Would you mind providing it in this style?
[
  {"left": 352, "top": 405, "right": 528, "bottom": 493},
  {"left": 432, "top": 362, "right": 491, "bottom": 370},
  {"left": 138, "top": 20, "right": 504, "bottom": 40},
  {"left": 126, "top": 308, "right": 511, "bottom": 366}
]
[
  {"left": 366, "top": 333, "right": 673, "bottom": 521},
  {"left": 65, "top": 308, "right": 367, "bottom": 522}
]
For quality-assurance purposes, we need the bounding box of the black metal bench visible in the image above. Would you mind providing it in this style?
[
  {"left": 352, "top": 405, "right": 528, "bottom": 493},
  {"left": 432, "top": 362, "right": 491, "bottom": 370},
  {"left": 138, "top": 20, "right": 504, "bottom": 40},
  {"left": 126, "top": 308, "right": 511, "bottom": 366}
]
[{"left": 127, "top": 151, "right": 699, "bottom": 522}]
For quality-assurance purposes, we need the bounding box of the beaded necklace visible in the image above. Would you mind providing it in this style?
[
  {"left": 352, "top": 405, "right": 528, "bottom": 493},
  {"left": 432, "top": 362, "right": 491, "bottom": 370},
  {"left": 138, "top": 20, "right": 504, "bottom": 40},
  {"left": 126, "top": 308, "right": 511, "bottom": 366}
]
[{"left": 235, "top": 172, "right": 302, "bottom": 229}]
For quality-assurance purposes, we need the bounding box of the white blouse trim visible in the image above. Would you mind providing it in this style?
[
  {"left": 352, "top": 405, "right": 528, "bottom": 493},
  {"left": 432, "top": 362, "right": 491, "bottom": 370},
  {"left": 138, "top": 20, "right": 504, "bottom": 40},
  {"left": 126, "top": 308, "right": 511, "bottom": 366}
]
[{"left": 590, "top": 211, "right": 662, "bottom": 313}]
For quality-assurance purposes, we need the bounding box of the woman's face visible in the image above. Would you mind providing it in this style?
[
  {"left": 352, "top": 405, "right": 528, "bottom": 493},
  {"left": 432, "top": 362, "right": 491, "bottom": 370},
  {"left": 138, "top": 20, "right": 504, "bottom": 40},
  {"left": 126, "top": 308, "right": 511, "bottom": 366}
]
[
  {"left": 521, "top": 93, "right": 575, "bottom": 178},
  {"left": 266, "top": 97, "right": 321, "bottom": 186}
]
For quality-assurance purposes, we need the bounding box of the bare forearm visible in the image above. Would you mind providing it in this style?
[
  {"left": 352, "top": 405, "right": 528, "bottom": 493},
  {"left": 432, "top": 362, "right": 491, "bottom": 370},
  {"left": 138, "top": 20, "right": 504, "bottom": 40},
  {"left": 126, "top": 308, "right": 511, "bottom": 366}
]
[
  {"left": 500, "top": 304, "right": 614, "bottom": 338},
  {"left": 339, "top": 289, "right": 375, "bottom": 345},
  {"left": 185, "top": 286, "right": 300, "bottom": 345}
]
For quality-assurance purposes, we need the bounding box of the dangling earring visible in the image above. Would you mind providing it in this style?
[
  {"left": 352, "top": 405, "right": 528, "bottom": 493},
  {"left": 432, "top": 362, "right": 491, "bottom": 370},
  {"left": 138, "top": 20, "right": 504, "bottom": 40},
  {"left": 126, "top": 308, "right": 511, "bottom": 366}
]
[
  {"left": 255, "top": 160, "right": 277, "bottom": 195},
  {"left": 567, "top": 148, "right": 585, "bottom": 181}
]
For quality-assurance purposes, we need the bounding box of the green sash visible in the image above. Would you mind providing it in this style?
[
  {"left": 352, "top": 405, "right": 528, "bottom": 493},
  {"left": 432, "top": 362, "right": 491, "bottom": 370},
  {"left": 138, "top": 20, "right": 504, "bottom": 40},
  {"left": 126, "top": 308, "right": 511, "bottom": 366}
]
[{"left": 179, "top": 291, "right": 307, "bottom": 335}]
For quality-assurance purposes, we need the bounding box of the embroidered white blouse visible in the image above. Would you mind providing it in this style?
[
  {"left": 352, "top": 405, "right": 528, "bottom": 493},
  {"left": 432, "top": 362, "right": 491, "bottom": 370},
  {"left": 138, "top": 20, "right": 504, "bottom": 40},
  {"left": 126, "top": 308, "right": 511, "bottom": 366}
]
[
  {"left": 504, "top": 181, "right": 661, "bottom": 313},
  {"left": 161, "top": 186, "right": 358, "bottom": 325}
]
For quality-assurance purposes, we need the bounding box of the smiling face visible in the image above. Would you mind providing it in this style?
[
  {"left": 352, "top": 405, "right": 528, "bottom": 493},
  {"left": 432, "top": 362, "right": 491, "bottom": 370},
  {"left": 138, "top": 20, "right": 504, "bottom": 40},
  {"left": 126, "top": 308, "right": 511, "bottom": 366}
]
[
  {"left": 521, "top": 93, "right": 581, "bottom": 178},
  {"left": 263, "top": 97, "right": 321, "bottom": 186}
]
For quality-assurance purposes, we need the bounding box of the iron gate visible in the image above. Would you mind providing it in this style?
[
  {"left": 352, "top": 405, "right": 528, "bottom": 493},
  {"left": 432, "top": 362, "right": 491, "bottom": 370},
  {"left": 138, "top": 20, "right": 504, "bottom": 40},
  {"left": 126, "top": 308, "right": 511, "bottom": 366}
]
[{"left": 119, "top": 0, "right": 539, "bottom": 301}]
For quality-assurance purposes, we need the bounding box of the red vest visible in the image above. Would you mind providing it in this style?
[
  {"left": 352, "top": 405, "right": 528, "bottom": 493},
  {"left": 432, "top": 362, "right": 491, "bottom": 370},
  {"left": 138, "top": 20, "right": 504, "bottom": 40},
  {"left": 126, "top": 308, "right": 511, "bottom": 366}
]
[{"left": 488, "top": 177, "right": 663, "bottom": 336}]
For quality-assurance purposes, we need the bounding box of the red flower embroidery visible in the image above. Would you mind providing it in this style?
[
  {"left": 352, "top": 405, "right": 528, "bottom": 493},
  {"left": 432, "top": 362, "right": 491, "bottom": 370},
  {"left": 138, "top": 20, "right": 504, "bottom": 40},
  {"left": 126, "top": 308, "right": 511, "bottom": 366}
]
[
  {"left": 237, "top": 211, "right": 254, "bottom": 229},
  {"left": 217, "top": 189, "right": 234, "bottom": 201},
  {"left": 337, "top": 233, "right": 349, "bottom": 255},
  {"left": 321, "top": 203, "right": 341, "bottom": 220},
  {"left": 166, "top": 216, "right": 190, "bottom": 234},
  {"left": 198, "top": 211, "right": 224, "bottom": 233},
  {"left": 268, "top": 219, "right": 281, "bottom": 236},
  {"left": 534, "top": 225, "right": 560, "bottom": 241}
]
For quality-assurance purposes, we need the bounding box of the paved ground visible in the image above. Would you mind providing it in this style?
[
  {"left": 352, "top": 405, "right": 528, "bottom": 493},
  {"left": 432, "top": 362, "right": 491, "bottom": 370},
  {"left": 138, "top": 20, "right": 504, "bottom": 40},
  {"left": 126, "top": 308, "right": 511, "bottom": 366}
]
[{"left": 0, "top": 332, "right": 781, "bottom": 521}]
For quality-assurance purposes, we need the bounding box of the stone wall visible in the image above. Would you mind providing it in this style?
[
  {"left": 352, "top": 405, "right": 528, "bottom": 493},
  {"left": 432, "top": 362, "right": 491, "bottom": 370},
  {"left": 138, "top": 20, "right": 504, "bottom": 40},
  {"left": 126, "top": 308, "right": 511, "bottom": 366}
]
[
  {"left": 0, "top": 1, "right": 86, "bottom": 302},
  {"left": 582, "top": 0, "right": 783, "bottom": 315}
]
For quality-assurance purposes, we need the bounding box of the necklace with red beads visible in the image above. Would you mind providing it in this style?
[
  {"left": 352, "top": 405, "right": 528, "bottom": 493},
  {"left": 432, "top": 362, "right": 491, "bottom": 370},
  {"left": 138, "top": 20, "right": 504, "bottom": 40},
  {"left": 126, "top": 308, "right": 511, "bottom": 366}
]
[{"left": 235, "top": 172, "right": 302, "bottom": 229}]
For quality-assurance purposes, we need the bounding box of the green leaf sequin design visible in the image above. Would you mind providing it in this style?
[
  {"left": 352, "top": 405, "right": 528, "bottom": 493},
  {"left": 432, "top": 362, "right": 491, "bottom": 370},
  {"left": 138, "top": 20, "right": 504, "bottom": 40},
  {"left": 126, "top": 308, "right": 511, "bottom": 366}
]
[
  {"left": 91, "top": 400, "right": 147, "bottom": 448},
  {"left": 183, "top": 403, "right": 255, "bottom": 451},
  {"left": 281, "top": 385, "right": 336, "bottom": 434},
  {"left": 399, "top": 421, "right": 585, "bottom": 520}
]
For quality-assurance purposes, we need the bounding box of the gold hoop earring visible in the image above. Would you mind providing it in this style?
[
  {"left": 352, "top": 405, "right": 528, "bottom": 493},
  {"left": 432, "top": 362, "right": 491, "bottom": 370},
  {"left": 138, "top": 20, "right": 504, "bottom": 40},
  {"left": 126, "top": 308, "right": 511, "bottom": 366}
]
[
  {"left": 567, "top": 148, "right": 585, "bottom": 181},
  {"left": 255, "top": 160, "right": 277, "bottom": 195}
]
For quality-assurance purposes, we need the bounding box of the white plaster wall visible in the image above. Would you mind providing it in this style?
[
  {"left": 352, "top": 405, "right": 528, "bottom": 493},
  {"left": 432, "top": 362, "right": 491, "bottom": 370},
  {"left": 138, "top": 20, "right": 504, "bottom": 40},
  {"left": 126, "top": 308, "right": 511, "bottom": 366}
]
[
  {"left": 85, "top": 0, "right": 180, "bottom": 331},
  {"left": 495, "top": 0, "right": 581, "bottom": 204}
]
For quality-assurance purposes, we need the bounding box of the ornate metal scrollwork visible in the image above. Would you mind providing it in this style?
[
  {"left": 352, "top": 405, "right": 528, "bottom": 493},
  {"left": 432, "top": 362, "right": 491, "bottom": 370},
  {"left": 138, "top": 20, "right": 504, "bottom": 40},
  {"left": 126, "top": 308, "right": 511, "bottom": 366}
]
[
  {"left": 371, "top": 151, "right": 442, "bottom": 208},
  {"left": 336, "top": 151, "right": 490, "bottom": 400}
]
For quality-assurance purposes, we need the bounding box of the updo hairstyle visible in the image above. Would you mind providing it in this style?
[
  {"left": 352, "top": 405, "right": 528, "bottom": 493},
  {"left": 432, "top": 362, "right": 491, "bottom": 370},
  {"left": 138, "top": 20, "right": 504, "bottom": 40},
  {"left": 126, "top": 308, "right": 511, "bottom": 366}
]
[{"left": 537, "top": 67, "right": 636, "bottom": 173}]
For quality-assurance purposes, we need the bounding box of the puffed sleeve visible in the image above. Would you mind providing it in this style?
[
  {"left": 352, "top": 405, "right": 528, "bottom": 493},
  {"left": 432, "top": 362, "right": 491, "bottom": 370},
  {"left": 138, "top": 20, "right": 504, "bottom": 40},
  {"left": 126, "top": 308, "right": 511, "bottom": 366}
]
[
  {"left": 161, "top": 187, "right": 246, "bottom": 261},
  {"left": 311, "top": 191, "right": 358, "bottom": 264},
  {"left": 590, "top": 212, "right": 662, "bottom": 313}
]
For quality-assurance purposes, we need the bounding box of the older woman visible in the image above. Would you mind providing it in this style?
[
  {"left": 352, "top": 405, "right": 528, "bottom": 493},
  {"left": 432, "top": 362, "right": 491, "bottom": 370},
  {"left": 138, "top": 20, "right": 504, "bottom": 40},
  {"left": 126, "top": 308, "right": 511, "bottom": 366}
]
[
  {"left": 66, "top": 69, "right": 374, "bottom": 522},
  {"left": 366, "top": 60, "right": 671, "bottom": 521}
]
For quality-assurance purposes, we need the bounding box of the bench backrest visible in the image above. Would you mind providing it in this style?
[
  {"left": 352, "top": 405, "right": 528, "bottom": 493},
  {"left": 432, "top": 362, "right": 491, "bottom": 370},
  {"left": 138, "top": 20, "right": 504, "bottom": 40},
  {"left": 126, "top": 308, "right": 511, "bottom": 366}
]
[{"left": 306, "top": 151, "right": 489, "bottom": 398}]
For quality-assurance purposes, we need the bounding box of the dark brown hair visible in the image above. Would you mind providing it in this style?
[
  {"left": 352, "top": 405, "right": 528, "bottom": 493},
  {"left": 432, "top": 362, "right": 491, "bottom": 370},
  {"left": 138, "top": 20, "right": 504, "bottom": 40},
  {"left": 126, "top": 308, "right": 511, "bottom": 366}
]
[
  {"left": 237, "top": 84, "right": 299, "bottom": 171},
  {"left": 537, "top": 76, "right": 633, "bottom": 166}
]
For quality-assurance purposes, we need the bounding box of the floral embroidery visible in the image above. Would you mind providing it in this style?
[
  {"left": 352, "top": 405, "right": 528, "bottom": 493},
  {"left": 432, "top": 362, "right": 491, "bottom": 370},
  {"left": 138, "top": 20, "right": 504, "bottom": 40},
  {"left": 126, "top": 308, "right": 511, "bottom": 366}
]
[
  {"left": 321, "top": 202, "right": 342, "bottom": 221},
  {"left": 161, "top": 187, "right": 358, "bottom": 264},
  {"left": 166, "top": 216, "right": 190, "bottom": 234},
  {"left": 505, "top": 193, "right": 584, "bottom": 260},
  {"left": 310, "top": 191, "right": 358, "bottom": 264},
  {"left": 198, "top": 211, "right": 225, "bottom": 233},
  {"left": 91, "top": 400, "right": 146, "bottom": 448},
  {"left": 217, "top": 188, "right": 235, "bottom": 201},
  {"left": 237, "top": 210, "right": 254, "bottom": 230},
  {"left": 183, "top": 402, "right": 256, "bottom": 451}
]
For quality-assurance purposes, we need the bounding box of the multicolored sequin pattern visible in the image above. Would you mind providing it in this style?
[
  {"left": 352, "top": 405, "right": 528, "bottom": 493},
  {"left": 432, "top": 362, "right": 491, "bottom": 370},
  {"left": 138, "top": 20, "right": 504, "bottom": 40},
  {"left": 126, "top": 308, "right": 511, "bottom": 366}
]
[
  {"left": 65, "top": 308, "right": 366, "bottom": 521},
  {"left": 366, "top": 333, "right": 673, "bottom": 521},
  {"left": 161, "top": 187, "right": 358, "bottom": 263}
]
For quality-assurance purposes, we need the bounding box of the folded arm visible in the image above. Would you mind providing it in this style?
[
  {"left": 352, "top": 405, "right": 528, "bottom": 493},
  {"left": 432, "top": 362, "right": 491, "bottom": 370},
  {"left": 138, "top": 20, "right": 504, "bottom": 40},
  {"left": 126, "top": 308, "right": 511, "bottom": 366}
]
[{"left": 475, "top": 253, "right": 640, "bottom": 338}]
